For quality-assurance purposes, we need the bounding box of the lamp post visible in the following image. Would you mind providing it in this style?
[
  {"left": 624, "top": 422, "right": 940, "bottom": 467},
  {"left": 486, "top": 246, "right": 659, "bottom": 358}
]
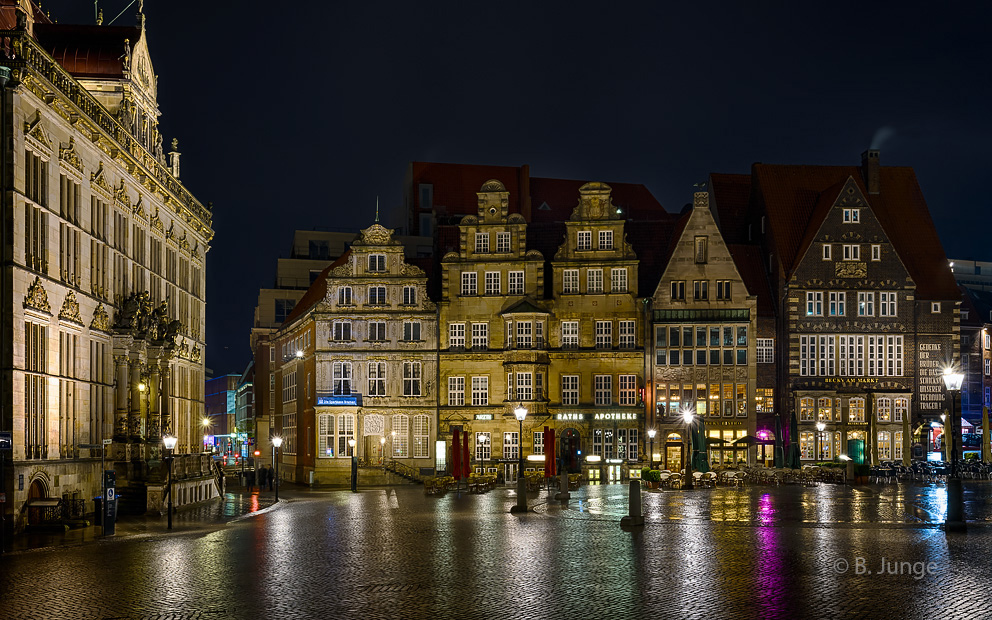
[
  {"left": 647, "top": 429, "right": 657, "bottom": 468},
  {"left": 510, "top": 406, "right": 528, "bottom": 513},
  {"left": 201, "top": 417, "right": 211, "bottom": 453},
  {"left": 683, "top": 407, "right": 695, "bottom": 490},
  {"left": 348, "top": 438, "right": 357, "bottom": 493},
  {"left": 943, "top": 368, "right": 965, "bottom": 532},
  {"left": 379, "top": 436, "right": 386, "bottom": 468},
  {"left": 816, "top": 421, "right": 826, "bottom": 462},
  {"left": 162, "top": 434, "right": 178, "bottom": 530},
  {"left": 478, "top": 433, "right": 489, "bottom": 474},
  {"left": 271, "top": 436, "right": 282, "bottom": 502}
]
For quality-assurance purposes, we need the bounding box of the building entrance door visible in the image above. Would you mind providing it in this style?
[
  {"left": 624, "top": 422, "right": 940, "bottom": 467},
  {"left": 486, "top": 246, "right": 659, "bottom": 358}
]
[
  {"left": 559, "top": 428, "right": 581, "bottom": 473},
  {"left": 607, "top": 464, "right": 621, "bottom": 483},
  {"left": 666, "top": 445, "right": 683, "bottom": 471},
  {"left": 501, "top": 463, "right": 519, "bottom": 484},
  {"left": 364, "top": 436, "right": 384, "bottom": 466}
]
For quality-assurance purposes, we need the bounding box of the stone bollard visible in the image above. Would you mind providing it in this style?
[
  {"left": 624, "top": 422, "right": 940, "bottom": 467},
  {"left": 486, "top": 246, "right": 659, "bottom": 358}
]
[
  {"left": 555, "top": 470, "right": 570, "bottom": 502},
  {"left": 510, "top": 476, "right": 529, "bottom": 513},
  {"left": 620, "top": 479, "right": 644, "bottom": 527}
]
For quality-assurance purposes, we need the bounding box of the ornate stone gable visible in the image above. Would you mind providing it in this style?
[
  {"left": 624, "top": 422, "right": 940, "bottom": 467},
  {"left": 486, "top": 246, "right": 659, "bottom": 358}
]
[
  {"left": 24, "top": 110, "right": 53, "bottom": 155},
  {"left": 570, "top": 182, "right": 615, "bottom": 221},
  {"left": 834, "top": 177, "right": 868, "bottom": 208},
  {"left": 90, "top": 162, "right": 113, "bottom": 197},
  {"left": 115, "top": 179, "right": 132, "bottom": 209},
  {"left": 477, "top": 179, "right": 509, "bottom": 223},
  {"left": 59, "top": 137, "right": 84, "bottom": 174},
  {"left": 133, "top": 194, "right": 146, "bottom": 220},
  {"left": 24, "top": 276, "right": 51, "bottom": 314},
  {"left": 354, "top": 223, "right": 399, "bottom": 247},
  {"left": 58, "top": 290, "right": 83, "bottom": 324},
  {"left": 90, "top": 303, "right": 111, "bottom": 332}
]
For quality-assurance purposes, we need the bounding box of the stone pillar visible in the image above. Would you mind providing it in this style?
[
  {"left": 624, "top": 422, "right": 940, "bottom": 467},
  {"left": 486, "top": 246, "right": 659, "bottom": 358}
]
[
  {"left": 160, "top": 362, "right": 172, "bottom": 436},
  {"left": 113, "top": 354, "right": 130, "bottom": 440},
  {"left": 146, "top": 350, "right": 161, "bottom": 441},
  {"left": 129, "top": 356, "right": 143, "bottom": 440}
]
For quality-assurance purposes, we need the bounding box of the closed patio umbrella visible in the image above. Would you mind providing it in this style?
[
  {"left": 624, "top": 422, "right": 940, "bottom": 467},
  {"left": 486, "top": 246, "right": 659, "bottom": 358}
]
[
  {"left": 693, "top": 418, "right": 710, "bottom": 473},
  {"left": 943, "top": 410, "right": 952, "bottom": 464},
  {"left": 462, "top": 431, "right": 471, "bottom": 480},
  {"left": 983, "top": 407, "right": 991, "bottom": 464},
  {"left": 774, "top": 414, "right": 784, "bottom": 468},
  {"left": 867, "top": 398, "right": 877, "bottom": 466},
  {"left": 786, "top": 407, "right": 801, "bottom": 469},
  {"left": 452, "top": 430, "right": 462, "bottom": 481}
]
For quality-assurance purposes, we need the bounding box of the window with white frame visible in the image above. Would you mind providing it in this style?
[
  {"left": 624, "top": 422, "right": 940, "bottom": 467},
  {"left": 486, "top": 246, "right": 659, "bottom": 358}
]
[
  {"left": 985, "top": 358, "right": 990, "bottom": 376},
  {"left": 332, "top": 321, "right": 352, "bottom": 341},
  {"left": 757, "top": 338, "right": 774, "bottom": 363},
  {"left": 595, "top": 321, "right": 612, "bottom": 349},
  {"left": 619, "top": 375, "right": 637, "bottom": 405},
  {"left": 403, "top": 286, "right": 417, "bottom": 305},
  {"left": 533, "top": 431, "right": 544, "bottom": 455},
  {"left": 599, "top": 230, "right": 613, "bottom": 250},
  {"left": 461, "top": 272, "right": 477, "bottom": 295},
  {"left": 368, "top": 286, "right": 386, "bottom": 305},
  {"left": 563, "top": 269, "right": 579, "bottom": 293},
  {"left": 368, "top": 321, "right": 386, "bottom": 341},
  {"left": 871, "top": 245, "right": 881, "bottom": 261},
  {"left": 848, "top": 397, "right": 865, "bottom": 422},
  {"left": 515, "top": 372, "right": 533, "bottom": 401},
  {"left": 806, "top": 291, "right": 823, "bottom": 316},
  {"left": 332, "top": 362, "right": 352, "bottom": 395},
  {"left": 338, "top": 286, "right": 353, "bottom": 305},
  {"left": 594, "top": 375, "right": 612, "bottom": 405},
  {"left": 858, "top": 292, "right": 875, "bottom": 316},
  {"left": 877, "top": 397, "right": 891, "bottom": 422},
  {"left": 403, "top": 321, "right": 421, "bottom": 341},
  {"left": 485, "top": 271, "right": 501, "bottom": 295},
  {"left": 880, "top": 292, "right": 897, "bottom": 316},
  {"left": 562, "top": 321, "right": 579, "bottom": 349},
  {"left": 984, "top": 333, "right": 991, "bottom": 350},
  {"left": 514, "top": 321, "right": 533, "bottom": 348},
  {"left": 504, "top": 432, "right": 519, "bottom": 460},
  {"left": 392, "top": 415, "right": 409, "bottom": 457},
  {"left": 448, "top": 376, "right": 465, "bottom": 406},
  {"left": 843, "top": 245, "right": 861, "bottom": 261},
  {"left": 587, "top": 269, "right": 603, "bottom": 293},
  {"left": 337, "top": 414, "right": 355, "bottom": 457},
  {"left": 403, "top": 362, "right": 422, "bottom": 396},
  {"left": 475, "top": 232, "right": 489, "bottom": 253},
  {"left": 476, "top": 432, "right": 491, "bottom": 460},
  {"left": 894, "top": 398, "right": 908, "bottom": 422},
  {"left": 619, "top": 320, "right": 635, "bottom": 349},
  {"left": 496, "top": 232, "right": 510, "bottom": 253},
  {"left": 471, "top": 376, "right": 488, "bottom": 406},
  {"left": 843, "top": 208, "right": 860, "bottom": 223},
  {"left": 283, "top": 370, "right": 297, "bottom": 402},
  {"left": 368, "top": 254, "right": 386, "bottom": 272},
  {"left": 894, "top": 431, "right": 904, "bottom": 460},
  {"left": 471, "top": 323, "right": 488, "bottom": 349},
  {"left": 829, "top": 292, "right": 846, "bottom": 316},
  {"left": 800, "top": 432, "right": 814, "bottom": 460},
  {"left": 577, "top": 231, "right": 592, "bottom": 250},
  {"left": 562, "top": 375, "right": 579, "bottom": 405},
  {"left": 838, "top": 335, "right": 864, "bottom": 376},
  {"left": 449, "top": 323, "right": 465, "bottom": 348},
  {"left": 611, "top": 268, "right": 627, "bottom": 292},
  {"left": 318, "top": 414, "right": 335, "bottom": 457},
  {"left": 508, "top": 271, "right": 524, "bottom": 295},
  {"left": 799, "top": 397, "right": 814, "bottom": 421},
  {"left": 822, "top": 244, "right": 832, "bottom": 261},
  {"left": 877, "top": 431, "right": 891, "bottom": 460},
  {"left": 413, "top": 415, "right": 430, "bottom": 458},
  {"left": 368, "top": 362, "right": 386, "bottom": 396},
  {"left": 931, "top": 302, "right": 941, "bottom": 314}
]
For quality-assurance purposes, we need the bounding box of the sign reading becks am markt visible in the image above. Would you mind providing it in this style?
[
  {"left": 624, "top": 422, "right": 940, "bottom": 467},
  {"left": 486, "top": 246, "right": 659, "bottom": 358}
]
[{"left": 917, "top": 340, "right": 949, "bottom": 413}]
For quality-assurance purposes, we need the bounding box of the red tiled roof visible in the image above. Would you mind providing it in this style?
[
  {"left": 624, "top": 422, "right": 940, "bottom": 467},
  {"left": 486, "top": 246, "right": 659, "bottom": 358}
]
[
  {"left": 752, "top": 164, "right": 959, "bottom": 300},
  {"left": 626, "top": 216, "right": 683, "bottom": 297},
  {"left": 528, "top": 177, "right": 666, "bottom": 223},
  {"left": 281, "top": 251, "right": 350, "bottom": 326},
  {"left": 35, "top": 23, "right": 141, "bottom": 79},
  {"left": 727, "top": 244, "right": 775, "bottom": 317},
  {"left": 411, "top": 162, "right": 526, "bottom": 216},
  {"left": 709, "top": 173, "right": 752, "bottom": 245}
]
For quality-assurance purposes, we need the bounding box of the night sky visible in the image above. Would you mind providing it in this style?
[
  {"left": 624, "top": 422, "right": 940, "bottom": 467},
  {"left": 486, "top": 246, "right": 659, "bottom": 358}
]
[{"left": 45, "top": 1, "right": 992, "bottom": 375}]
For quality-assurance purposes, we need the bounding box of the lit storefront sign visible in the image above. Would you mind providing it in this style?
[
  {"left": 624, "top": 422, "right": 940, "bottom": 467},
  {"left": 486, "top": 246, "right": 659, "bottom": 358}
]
[
  {"left": 593, "top": 413, "right": 638, "bottom": 421},
  {"left": 316, "top": 394, "right": 363, "bottom": 406},
  {"left": 556, "top": 413, "right": 585, "bottom": 421},
  {"left": 474, "top": 414, "right": 494, "bottom": 420}
]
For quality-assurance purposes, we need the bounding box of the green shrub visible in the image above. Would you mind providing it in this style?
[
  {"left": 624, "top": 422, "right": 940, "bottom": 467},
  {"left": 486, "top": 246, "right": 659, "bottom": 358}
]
[
  {"left": 641, "top": 467, "right": 652, "bottom": 479},
  {"left": 646, "top": 469, "right": 662, "bottom": 483}
]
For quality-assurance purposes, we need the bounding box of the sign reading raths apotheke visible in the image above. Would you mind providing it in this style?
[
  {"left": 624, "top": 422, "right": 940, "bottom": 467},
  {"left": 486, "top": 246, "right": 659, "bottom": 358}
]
[{"left": 917, "top": 340, "right": 951, "bottom": 412}]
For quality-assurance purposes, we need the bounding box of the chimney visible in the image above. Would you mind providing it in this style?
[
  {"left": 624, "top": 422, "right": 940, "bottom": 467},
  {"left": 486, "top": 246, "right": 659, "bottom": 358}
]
[{"left": 861, "top": 149, "right": 880, "bottom": 195}]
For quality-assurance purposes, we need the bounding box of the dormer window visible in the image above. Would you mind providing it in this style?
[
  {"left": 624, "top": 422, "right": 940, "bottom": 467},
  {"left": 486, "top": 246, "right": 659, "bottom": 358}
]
[
  {"left": 368, "top": 254, "right": 386, "bottom": 272},
  {"left": 822, "top": 245, "right": 832, "bottom": 261}
]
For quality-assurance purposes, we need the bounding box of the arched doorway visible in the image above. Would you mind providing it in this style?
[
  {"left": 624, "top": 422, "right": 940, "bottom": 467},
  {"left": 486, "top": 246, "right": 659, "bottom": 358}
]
[
  {"left": 665, "top": 432, "right": 683, "bottom": 471},
  {"left": 559, "top": 428, "right": 581, "bottom": 473},
  {"left": 26, "top": 478, "right": 50, "bottom": 525}
]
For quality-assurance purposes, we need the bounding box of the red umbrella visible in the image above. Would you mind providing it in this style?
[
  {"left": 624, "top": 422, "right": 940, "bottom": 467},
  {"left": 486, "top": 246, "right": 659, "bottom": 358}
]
[
  {"left": 452, "top": 429, "right": 462, "bottom": 480},
  {"left": 462, "top": 431, "right": 471, "bottom": 479},
  {"left": 544, "top": 427, "right": 551, "bottom": 478},
  {"left": 549, "top": 428, "right": 556, "bottom": 477}
]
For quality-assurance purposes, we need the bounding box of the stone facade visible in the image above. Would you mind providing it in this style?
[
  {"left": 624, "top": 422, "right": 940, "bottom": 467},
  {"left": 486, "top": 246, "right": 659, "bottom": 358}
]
[{"left": 2, "top": 8, "right": 212, "bottom": 531}]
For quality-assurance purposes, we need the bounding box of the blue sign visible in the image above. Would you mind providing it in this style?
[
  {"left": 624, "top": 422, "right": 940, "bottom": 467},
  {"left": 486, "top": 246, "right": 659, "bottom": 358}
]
[{"left": 316, "top": 394, "right": 362, "bottom": 407}]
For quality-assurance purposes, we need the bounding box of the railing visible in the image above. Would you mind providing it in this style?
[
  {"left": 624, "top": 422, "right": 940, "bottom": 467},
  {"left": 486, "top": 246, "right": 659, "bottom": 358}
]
[
  {"left": 386, "top": 459, "right": 425, "bottom": 482},
  {"left": 172, "top": 453, "right": 216, "bottom": 480}
]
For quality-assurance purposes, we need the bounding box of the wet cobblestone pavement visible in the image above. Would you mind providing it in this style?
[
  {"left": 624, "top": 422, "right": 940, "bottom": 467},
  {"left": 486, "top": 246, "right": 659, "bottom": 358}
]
[{"left": 3, "top": 481, "right": 992, "bottom": 619}]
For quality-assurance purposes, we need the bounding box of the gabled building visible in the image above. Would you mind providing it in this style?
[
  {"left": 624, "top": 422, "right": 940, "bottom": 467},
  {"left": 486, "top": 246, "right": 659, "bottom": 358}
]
[
  {"left": 548, "top": 182, "right": 644, "bottom": 480},
  {"left": 647, "top": 191, "right": 757, "bottom": 470},
  {"left": 272, "top": 223, "right": 437, "bottom": 485}
]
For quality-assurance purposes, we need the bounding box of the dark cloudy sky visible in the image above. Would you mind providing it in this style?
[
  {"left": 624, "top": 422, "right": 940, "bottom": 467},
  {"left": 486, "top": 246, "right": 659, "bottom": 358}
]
[{"left": 47, "top": 1, "right": 992, "bottom": 374}]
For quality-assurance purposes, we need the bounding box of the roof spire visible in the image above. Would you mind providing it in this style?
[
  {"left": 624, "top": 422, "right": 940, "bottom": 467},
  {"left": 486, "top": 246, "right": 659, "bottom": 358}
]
[{"left": 375, "top": 196, "right": 380, "bottom": 223}]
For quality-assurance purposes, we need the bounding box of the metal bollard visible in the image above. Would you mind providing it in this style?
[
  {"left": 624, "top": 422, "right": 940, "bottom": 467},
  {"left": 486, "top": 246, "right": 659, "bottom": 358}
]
[
  {"left": 555, "top": 470, "right": 570, "bottom": 502},
  {"left": 620, "top": 479, "right": 644, "bottom": 527}
]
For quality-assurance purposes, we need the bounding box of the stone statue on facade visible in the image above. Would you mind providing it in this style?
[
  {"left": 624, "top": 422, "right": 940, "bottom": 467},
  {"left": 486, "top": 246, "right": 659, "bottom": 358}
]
[{"left": 114, "top": 293, "right": 141, "bottom": 330}]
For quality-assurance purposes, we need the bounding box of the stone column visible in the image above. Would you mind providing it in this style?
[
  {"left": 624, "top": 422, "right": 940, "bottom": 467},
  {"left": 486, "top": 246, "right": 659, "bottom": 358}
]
[
  {"left": 146, "top": 355, "right": 162, "bottom": 441},
  {"left": 160, "top": 362, "right": 172, "bottom": 436},
  {"left": 129, "top": 356, "right": 144, "bottom": 440},
  {"left": 113, "top": 354, "right": 130, "bottom": 441}
]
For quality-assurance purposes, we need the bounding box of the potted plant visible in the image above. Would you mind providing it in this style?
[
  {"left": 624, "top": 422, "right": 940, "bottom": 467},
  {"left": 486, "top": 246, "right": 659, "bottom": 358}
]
[
  {"left": 853, "top": 463, "right": 870, "bottom": 485},
  {"left": 644, "top": 469, "right": 662, "bottom": 489}
]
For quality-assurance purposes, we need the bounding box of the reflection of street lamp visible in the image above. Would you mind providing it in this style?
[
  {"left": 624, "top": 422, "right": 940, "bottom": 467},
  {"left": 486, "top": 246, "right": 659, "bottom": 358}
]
[
  {"left": 682, "top": 407, "right": 695, "bottom": 490},
  {"left": 162, "top": 434, "right": 178, "bottom": 530},
  {"left": 647, "top": 429, "right": 657, "bottom": 468},
  {"left": 510, "top": 406, "right": 528, "bottom": 513},
  {"left": 943, "top": 368, "right": 965, "bottom": 532},
  {"left": 271, "top": 436, "right": 283, "bottom": 502},
  {"left": 816, "top": 422, "right": 826, "bottom": 461}
]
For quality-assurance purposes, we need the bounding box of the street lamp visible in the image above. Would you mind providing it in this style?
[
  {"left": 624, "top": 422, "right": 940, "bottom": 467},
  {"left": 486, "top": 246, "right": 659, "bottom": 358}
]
[
  {"left": 379, "top": 436, "right": 386, "bottom": 467},
  {"left": 816, "top": 422, "right": 826, "bottom": 462},
  {"left": 682, "top": 407, "right": 695, "bottom": 490},
  {"left": 510, "top": 406, "right": 528, "bottom": 513},
  {"left": 202, "top": 417, "right": 210, "bottom": 452},
  {"left": 943, "top": 367, "right": 965, "bottom": 532},
  {"left": 162, "top": 433, "right": 178, "bottom": 530},
  {"left": 348, "top": 438, "right": 358, "bottom": 493},
  {"left": 271, "top": 436, "right": 283, "bottom": 502},
  {"left": 478, "top": 433, "right": 490, "bottom": 474},
  {"left": 647, "top": 429, "right": 657, "bottom": 468}
]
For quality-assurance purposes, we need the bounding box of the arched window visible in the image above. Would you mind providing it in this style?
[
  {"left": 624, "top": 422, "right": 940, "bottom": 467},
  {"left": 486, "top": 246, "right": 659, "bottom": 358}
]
[
  {"left": 413, "top": 415, "right": 430, "bottom": 458},
  {"left": 392, "top": 415, "right": 409, "bottom": 458}
]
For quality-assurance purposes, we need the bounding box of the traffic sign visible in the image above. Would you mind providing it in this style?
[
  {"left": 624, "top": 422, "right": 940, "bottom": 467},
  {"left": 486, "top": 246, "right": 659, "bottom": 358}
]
[
  {"left": 106, "top": 489, "right": 115, "bottom": 501},
  {"left": 103, "top": 438, "right": 113, "bottom": 445}
]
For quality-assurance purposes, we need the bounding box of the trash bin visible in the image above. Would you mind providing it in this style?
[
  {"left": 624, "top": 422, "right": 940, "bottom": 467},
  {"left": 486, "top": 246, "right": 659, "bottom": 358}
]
[{"left": 93, "top": 497, "right": 103, "bottom": 525}]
